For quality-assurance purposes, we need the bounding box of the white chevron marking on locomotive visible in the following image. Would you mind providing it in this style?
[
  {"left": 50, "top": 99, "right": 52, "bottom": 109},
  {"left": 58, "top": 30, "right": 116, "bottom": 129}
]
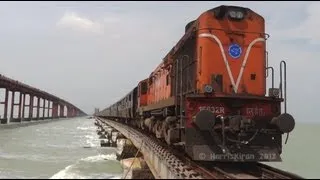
[{"left": 198, "top": 33, "right": 265, "bottom": 93}]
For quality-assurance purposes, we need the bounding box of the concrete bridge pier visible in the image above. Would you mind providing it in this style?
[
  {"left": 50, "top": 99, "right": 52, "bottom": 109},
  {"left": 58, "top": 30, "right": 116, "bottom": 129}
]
[
  {"left": 105, "top": 128, "right": 117, "bottom": 147},
  {"left": 99, "top": 131, "right": 111, "bottom": 147},
  {"left": 10, "top": 92, "right": 23, "bottom": 123},
  {"left": 115, "top": 138, "right": 154, "bottom": 179},
  {"left": 116, "top": 138, "right": 154, "bottom": 179},
  {"left": 0, "top": 88, "right": 9, "bottom": 124},
  {"left": 116, "top": 139, "right": 142, "bottom": 160},
  {"left": 96, "top": 124, "right": 111, "bottom": 147}
]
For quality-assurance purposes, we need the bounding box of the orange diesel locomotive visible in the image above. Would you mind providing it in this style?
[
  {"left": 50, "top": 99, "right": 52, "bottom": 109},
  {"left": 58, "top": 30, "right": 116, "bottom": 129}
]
[{"left": 97, "top": 5, "right": 295, "bottom": 162}]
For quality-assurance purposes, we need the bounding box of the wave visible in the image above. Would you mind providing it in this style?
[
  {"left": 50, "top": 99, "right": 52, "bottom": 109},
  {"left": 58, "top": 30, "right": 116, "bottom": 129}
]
[
  {"left": 83, "top": 134, "right": 100, "bottom": 148},
  {"left": 80, "top": 154, "right": 117, "bottom": 162},
  {"left": 77, "top": 127, "right": 89, "bottom": 131},
  {"left": 77, "top": 125, "right": 96, "bottom": 131},
  {"left": 50, "top": 165, "right": 77, "bottom": 179},
  {"left": 50, "top": 153, "right": 121, "bottom": 179}
]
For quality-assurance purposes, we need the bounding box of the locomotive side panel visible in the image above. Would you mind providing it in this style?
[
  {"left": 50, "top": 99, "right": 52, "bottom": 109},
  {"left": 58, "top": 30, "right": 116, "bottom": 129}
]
[
  {"left": 138, "top": 25, "right": 198, "bottom": 117},
  {"left": 136, "top": 79, "right": 149, "bottom": 117},
  {"left": 138, "top": 79, "right": 149, "bottom": 107},
  {"left": 171, "top": 31, "right": 198, "bottom": 101},
  {"left": 149, "top": 62, "right": 173, "bottom": 106},
  {"left": 142, "top": 63, "right": 175, "bottom": 116},
  {"left": 147, "top": 77, "right": 154, "bottom": 105}
]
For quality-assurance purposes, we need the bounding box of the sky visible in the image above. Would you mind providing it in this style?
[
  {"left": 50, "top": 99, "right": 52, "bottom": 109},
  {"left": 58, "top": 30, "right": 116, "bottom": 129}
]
[{"left": 0, "top": 1, "right": 318, "bottom": 123}]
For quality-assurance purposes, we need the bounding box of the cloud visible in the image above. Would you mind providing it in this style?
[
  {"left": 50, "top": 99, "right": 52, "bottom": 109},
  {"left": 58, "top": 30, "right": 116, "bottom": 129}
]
[
  {"left": 292, "top": 2, "right": 320, "bottom": 44},
  {"left": 56, "top": 12, "right": 104, "bottom": 34},
  {"left": 267, "top": 2, "right": 320, "bottom": 45}
]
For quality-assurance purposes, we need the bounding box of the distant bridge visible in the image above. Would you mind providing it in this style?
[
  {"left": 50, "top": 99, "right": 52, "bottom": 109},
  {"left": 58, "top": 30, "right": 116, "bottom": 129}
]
[{"left": 0, "top": 74, "right": 86, "bottom": 124}]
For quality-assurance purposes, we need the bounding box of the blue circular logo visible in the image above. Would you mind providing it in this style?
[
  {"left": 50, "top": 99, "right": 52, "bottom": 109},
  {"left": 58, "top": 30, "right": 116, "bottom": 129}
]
[{"left": 228, "top": 43, "right": 242, "bottom": 59}]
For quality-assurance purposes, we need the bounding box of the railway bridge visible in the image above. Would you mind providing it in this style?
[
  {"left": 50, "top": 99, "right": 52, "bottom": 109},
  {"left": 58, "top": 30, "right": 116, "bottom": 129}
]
[
  {"left": 94, "top": 117, "right": 304, "bottom": 179},
  {"left": 0, "top": 74, "right": 86, "bottom": 124}
]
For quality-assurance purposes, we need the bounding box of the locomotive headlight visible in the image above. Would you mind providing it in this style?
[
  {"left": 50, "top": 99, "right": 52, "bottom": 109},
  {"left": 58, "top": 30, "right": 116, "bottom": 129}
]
[
  {"left": 271, "top": 113, "right": 295, "bottom": 133},
  {"left": 204, "top": 84, "right": 213, "bottom": 93},
  {"left": 228, "top": 10, "right": 244, "bottom": 20}
]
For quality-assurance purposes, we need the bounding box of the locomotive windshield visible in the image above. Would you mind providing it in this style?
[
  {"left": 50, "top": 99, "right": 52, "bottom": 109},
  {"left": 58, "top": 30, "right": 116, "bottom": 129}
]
[
  {"left": 213, "top": 5, "right": 247, "bottom": 21},
  {"left": 228, "top": 8, "right": 245, "bottom": 20}
]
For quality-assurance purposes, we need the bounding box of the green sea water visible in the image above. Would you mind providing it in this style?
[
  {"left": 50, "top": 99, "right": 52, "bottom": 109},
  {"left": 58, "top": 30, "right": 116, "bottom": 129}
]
[{"left": 265, "top": 122, "right": 320, "bottom": 179}]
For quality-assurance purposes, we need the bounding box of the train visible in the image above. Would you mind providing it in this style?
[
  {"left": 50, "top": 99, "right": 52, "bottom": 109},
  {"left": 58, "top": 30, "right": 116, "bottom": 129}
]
[{"left": 96, "top": 5, "right": 296, "bottom": 162}]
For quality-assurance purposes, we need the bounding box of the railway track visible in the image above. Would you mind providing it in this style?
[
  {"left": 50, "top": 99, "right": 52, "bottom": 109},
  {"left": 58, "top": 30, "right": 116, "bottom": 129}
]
[
  {"left": 96, "top": 117, "right": 304, "bottom": 179},
  {"left": 194, "top": 161, "right": 303, "bottom": 179},
  {"left": 174, "top": 153, "right": 304, "bottom": 179}
]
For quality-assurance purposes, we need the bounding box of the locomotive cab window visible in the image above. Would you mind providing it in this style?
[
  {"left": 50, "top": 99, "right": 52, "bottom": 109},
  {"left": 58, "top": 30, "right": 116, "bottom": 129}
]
[
  {"left": 227, "top": 7, "right": 247, "bottom": 21},
  {"left": 213, "top": 6, "right": 247, "bottom": 21}
]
